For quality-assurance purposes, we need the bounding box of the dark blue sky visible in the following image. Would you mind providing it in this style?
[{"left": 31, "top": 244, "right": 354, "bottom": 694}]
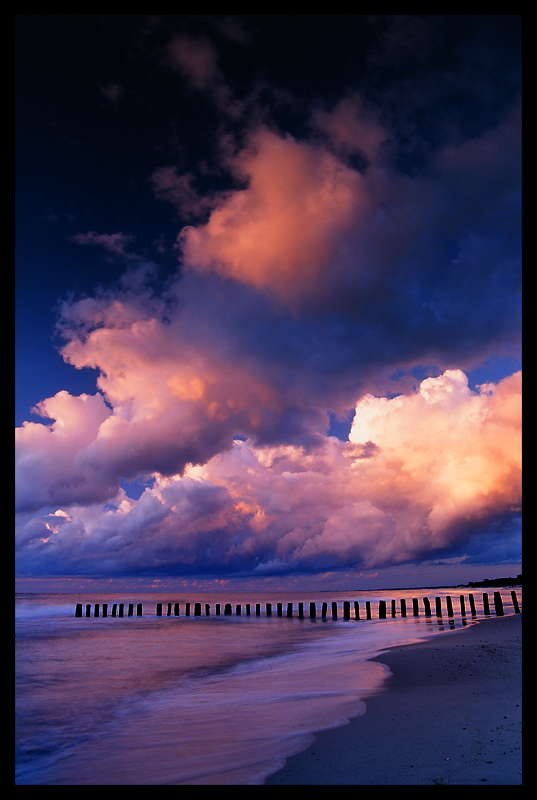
[{"left": 15, "top": 16, "right": 521, "bottom": 589}]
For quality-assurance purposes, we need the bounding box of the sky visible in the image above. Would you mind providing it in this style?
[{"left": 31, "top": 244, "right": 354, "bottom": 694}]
[{"left": 15, "top": 16, "right": 522, "bottom": 592}]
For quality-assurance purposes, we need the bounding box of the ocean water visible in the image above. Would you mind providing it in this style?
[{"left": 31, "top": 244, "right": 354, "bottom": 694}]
[{"left": 15, "top": 587, "right": 521, "bottom": 785}]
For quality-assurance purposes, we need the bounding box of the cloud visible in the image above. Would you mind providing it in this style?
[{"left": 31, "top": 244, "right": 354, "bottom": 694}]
[
  {"left": 15, "top": 369, "right": 521, "bottom": 578},
  {"left": 70, "top": 231, "right": 135, "bottom": 257}
]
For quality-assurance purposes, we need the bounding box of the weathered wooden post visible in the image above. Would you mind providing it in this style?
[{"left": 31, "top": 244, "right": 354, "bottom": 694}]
[
  {"left": 225, "top": 603, "right": 232, "bottom": 615},
  {"left": 379, "top": 600, "right": 386, "bottom": 619},
  {"left": 483, "top": 593, "right": 490, "bottom": 615},
  {"left": 75, "top": 604, "right": 83, "bottom": 617},
  {"left": 215, "top": 603, "right": 220, "bottom": 615},
  {"left": 205, "top": 604, "right": 210, "bottom": 616},
  {"left": 459, "top": 595, "right": 466, "bottom": 617},
  {"left": 469, "top": 593, "right": 476, "bottom": 617},
  {"left": 287, "top": 602, "right": 293, "bottom": 617},
  {"left": 118, "top": 603, "right": 124, "bottom": 617},
  {"left": 167, "top": 603, "right": 172, "bottom": 616},
  {"left": 86, "top": 603, "right": 91, "bottom": 617},
  {"left": 343, "top": 601, "right": 350, "bottom": 620},
  {"left": 102, "top": 603, "right": 108, "bottom": 617},
  {"left": 493, "top": 592, "right": 504, "bottom": 616},
  {"left": 391, "top": 599, "right": 396, "bottom": 618},
  {"left": 246, "top": 604, "right": 251, "bottom": 616},
  {"left": 236, "top": 604, "right": 241, "bottom": 615},
  {"left": 423, "top": 597, "right": 431, "bottom": 617},
  {"left": 412, "top": 598, "right": 419, "bottom": 617},
  {"left": 277, "top": 602, "right": 283, "bottom": 617},
  {"left": 332, "top": 601, "right": 338, "bottom": 619},
  {"left": 266, "top": 603, "right": 272, "bottom": 617},
  {"left": 435, "top": 597, "right": 442, "bottom": 617},
  {"left": 174, "top": 603, "right": 180, "bottom": 616},
  {"left": 156, "top": 603, "right": 162, "bottom": 616},
  {"left": 194, "top": 602, "right": 202, "bottom": 616},
  {"left": 112, "top": 603, "right": 117, "bottom": 617},
  {"left": 299, "top": 602, "right": 304, "bottom": 619},
  {"left": 322, "top": 602, "right": 328, "bottom": 618},
  {"left": 185, "top": 603, "right": 191, "bottom": 616},
  {"left": 256, "top": 603, "right": 261, "bottom": 616},
  {"left": 511, "top": 591, "right": 520, "bottom": 613},
  {"left": 128, "top": 603, "right": 134, "bottom": 617},
  {"left": 366, "top": 601, "right": 372, "bottom": 620},
  {"left": 400, "top": 599, "right": 407, "bottom": 618},
  {"left": 354, "top": 601, "right": 360, "bottom": 620},
  {"left": 94, "top": 604, "right": 100, "bottom": 617},
  {"left": 446, "top": 596, "right": 454, "bottom": 617},
  {"left": 310, "top": 602, "right": 316, "bottom": 619}
]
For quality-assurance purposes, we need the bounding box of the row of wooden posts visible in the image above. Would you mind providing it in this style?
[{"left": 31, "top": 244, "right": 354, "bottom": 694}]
[{"left": 75, "top": 591, "right": 520, "bottom": 619}]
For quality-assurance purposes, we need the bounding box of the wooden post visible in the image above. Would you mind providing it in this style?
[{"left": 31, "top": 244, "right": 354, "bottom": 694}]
[
  {"left": 86, "top": 604, "right": 91, "bottom": 617},
  {"left": 215, "top": 604, "right": 220, "bottom": 615},
  {"left": 118, "top": 603, "right": 124, "bottom": 617},
  {"left": 483, "top": 593, "right": 490, "bottom": 616},
  {"left": 400, "top": 599, "right": 407, "bottom": 618},
  {"left": 391, "top": 599, "right": 396, "bottom": 618},
  {"left": 112, "top": 603, "right": 117, "bottom": 617},
  {"left": 246, "top": 604, "right": 251, "bottom": 616},
  {"left": 236, "top": 604, "right": 241, "bottom": 615},
  {"left": 299, "top": 602, "right": 304, "bottom": 619},
  {"left": 511, "top": 591, "right": 520, "bottom": 613},
  {"left": 194, "top": 602, "right": 201, "bottom": 616},
  {"left": 287, "top": 602, "right": 293, "bottom": 617},
  {"left": 128, "top": 603, "right": 134, "bottom": 617},
  {"left": 332, "top": 601, "right": 338, "bottom": 619},
  {"left": 156, "top": 603, "right": 162, "bottom": 616},
  {"left": 185, "top": 603, "right": 190, "bottom": 616},
  {"left": 469, "top": 593, "right": 476, "bottom": 617},
  {"left": 266, "top": 603, "right": 272, "bottom": 617},
  {"left": 167, "top": 603, "right": 172, "bottom": 616},
  {"left": 277, "top": 602, "right": 283, "bottom": 617},
  {"left": 354, "top": 601, "right": 360, "bottom": 620},
  {"left": 435, "top": 597, "right": 442, "bottom": 617},
  {"left": 256, "top": 603, "right": 260, "bottom": 616},
  {"left": 75, "top": 604, "right": 83, "bottom": 617},
  {"left": 493, "top": 592, "right": 504, "bottom": 616},
  {"left": 412, "top": 598, "right": 419, "bottom": 617},
  {"left": 310, "top": 602, "right": 316, "bottom": 619},
  {"left": 379, "top": 600, "right": 386, "bottom": 619},
  {"left": 446, "top": 596, "right": 454, "bottom": 617},
  {"left": 366, "top": 601, "right": 372, "bottom": 620},
  {"left": 94, "top": 604, "right": 100, "bottom": 617},
  {"left": 459, "top": 595, "right": 466, "bottom": 617},
  {"left": 174, "top": 603, "right": 180, "bottom": 616},
  {"left": 343, "top": 601, "right": 350, "bottom": 620},
  {"left": 225, "top": 603, "right": 232, "bottom": 615},
  {"left": 423, "top": 597, "right": 431, "bottom": 617},
  {"left": 322, "top": 602, "right": 328, "bottom": 618},
  {"left": 102, "top": 603, "right": 108, "bottom": 617},
  {"left": 205, "top": 604, "right": 210, "bottom": 616}
]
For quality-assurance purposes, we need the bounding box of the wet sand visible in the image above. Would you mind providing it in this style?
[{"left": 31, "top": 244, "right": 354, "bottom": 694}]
[{"left": 265, "top": 613, "right": 522, "bottom": 785}]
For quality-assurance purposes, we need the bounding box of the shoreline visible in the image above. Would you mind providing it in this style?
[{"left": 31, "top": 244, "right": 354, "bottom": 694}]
[{"left": 265, "top": 613, "right": 522, "bottom": 785}]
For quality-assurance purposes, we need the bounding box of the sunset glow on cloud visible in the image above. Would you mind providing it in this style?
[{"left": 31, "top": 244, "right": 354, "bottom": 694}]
[{"left": 16, "top": 17, "right": 521, "bottom": 587}]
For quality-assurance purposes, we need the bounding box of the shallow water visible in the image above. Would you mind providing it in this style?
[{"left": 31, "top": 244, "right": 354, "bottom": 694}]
[{"left": 15, "top": 588, "right": 521, "bottom": 785}]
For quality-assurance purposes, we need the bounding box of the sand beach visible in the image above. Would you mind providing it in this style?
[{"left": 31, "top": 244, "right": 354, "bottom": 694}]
[{"left": 265, "top": 613, "right": 522, "bottom": 785}]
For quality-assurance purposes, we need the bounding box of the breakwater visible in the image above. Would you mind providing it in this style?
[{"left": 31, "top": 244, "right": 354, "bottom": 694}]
[{"left": 75, "top": 590, "right": 520, "bottom": 619}]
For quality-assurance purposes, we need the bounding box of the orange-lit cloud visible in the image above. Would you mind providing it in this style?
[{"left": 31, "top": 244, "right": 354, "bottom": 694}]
[{"left": 15, "top": 369, "right": 521, "bottom": 578}]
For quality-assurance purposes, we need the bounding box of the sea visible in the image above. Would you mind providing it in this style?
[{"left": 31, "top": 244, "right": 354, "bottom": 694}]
[{"left": 15, "top": 586, "right": 521, "bottom": 785}]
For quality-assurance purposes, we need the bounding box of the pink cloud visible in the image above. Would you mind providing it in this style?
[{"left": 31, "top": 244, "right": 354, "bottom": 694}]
[
  {"left": 179, "top": 126, "right": 370, "bottom": 306},
  {"left": 16, "top": 369, "right": 520, "bottom": 577}
]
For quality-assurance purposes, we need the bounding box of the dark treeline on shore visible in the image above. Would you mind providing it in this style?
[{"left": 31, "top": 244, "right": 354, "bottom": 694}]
[{"left": 466, "top": 574, "right": 522, "bottom": 588}]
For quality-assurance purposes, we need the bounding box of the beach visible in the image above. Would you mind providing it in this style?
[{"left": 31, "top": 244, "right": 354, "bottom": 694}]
[{"left": 266, "top": 613, "right": 522, "bottom": 785}]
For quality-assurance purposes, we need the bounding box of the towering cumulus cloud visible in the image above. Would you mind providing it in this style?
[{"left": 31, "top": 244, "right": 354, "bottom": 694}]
[{"left": 15, "top": 16, "right": 521, "bottom": 585}]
